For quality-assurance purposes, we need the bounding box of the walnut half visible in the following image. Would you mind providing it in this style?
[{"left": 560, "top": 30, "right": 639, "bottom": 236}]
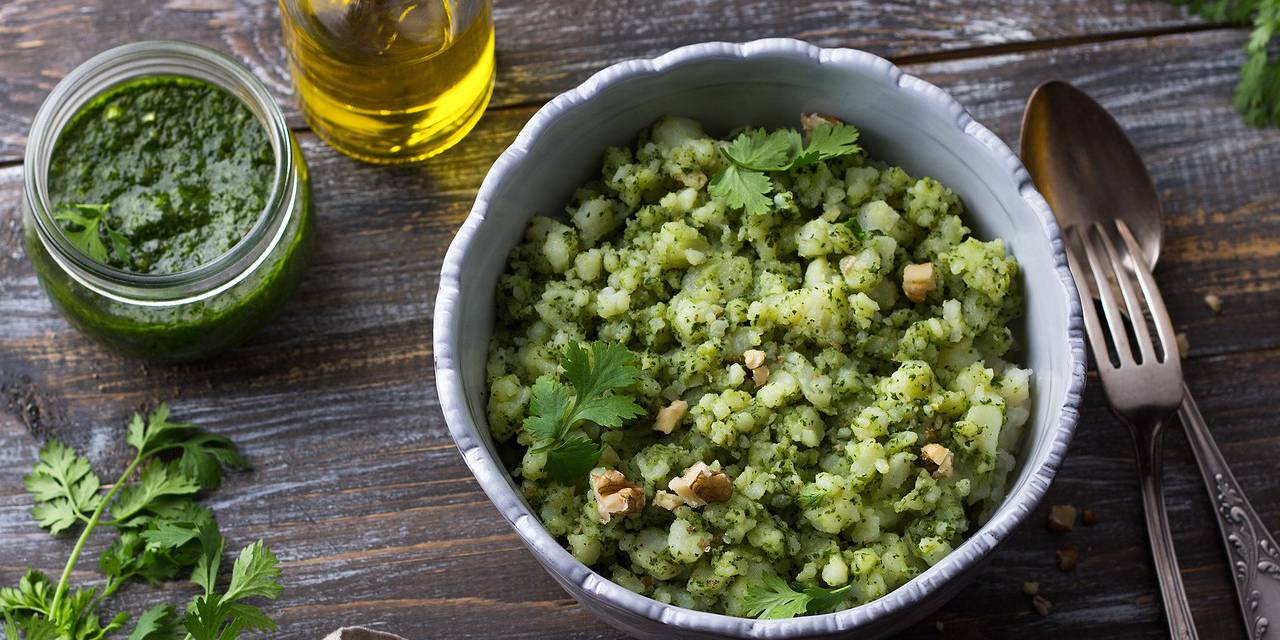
[
  {"left": 668, "top": 462, "right": 732, "bottom": 507},
  {"left": 592, "top": 469, "right": 645, "bottom": 524},
  {"left": 902, "top": 262, "right": 936, "bottom": 303},
  {"left": 920, "top": 443, "right": 954, "bottom": 478}
]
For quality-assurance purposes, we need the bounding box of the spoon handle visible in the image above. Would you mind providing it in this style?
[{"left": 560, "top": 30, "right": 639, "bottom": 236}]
[
  {"left": 1179, "top": 383, "right": 1280, "bottom": 639},
  {"left": 1132, "top": 420, "right": 1199, "bottom": 640}
]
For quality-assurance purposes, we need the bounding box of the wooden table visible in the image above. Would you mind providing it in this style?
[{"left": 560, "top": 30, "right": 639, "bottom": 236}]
[{"left": 1, "top": 2, "right": 1277, "bottom": 638}]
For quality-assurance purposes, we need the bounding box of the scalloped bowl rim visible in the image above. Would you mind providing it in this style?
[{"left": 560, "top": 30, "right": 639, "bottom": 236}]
[{"left": 434, "top": 38, "right": 1086, "bottom": 638}]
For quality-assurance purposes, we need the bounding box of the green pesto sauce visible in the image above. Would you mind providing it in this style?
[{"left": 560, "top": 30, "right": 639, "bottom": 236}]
[{"left": 48, "top": 75, "right": 274, "bottom": 274}]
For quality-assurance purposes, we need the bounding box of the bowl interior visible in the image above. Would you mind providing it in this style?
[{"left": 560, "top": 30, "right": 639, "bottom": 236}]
[{"left": 441, "top": 42, "right": 1080, "bottom": 635}]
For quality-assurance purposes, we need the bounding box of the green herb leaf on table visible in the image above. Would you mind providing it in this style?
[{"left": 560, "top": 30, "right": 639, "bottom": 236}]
[
  {"left": 712, "top": 121, "right": 863, "bottom": 214},
  {"left": 743, "top": 570, "right": 851, "bottom": 620},
  {"left": 1170, "top": 0, "right": 1280, "bottom": 126},
  {"left": 53, "top": 203, "right": 130, "bottom": 265},
  {"left": 5, "top": 404, "right": 277, "bottom": 640},
  {"left": 522, "top": 342, "right": 643, "bottom": 482},
  {"left": 23, "top": 441, "right": 103, "bottom": 535}
]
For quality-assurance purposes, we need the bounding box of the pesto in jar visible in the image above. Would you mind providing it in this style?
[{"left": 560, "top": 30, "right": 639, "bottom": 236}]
[{"left": 48, "top": 75, "right": 274, "bottom": 274}]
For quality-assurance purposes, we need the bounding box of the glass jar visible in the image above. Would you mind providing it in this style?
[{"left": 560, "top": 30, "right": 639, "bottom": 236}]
[
  {"left": 280, "top": 0, "right": 496, "bottom": 164},
  {"left": 22, "top": 41, "right": 313, "bottom": 362}
]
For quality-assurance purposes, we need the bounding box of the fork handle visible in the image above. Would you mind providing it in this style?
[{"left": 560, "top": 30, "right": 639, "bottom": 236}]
[
  {"left": 1179, "top": 383, "right": 1280, "bottom": 639},
  {"left": 1134, "top": 424, "right": 1200, "bottom": 640}
]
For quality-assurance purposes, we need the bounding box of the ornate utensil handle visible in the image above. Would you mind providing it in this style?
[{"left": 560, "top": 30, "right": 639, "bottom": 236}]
[{"left": 1179, "top": 383, "right": 1280, "bottom": 639}]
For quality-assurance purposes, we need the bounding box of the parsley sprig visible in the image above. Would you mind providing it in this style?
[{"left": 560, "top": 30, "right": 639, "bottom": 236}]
[
  {"left": 1169, "top": 0, "right": 1280, "bottom": 126},
  {"left": 2, "top": 405, "right": 282, "bottom": 640},
  {"left": 53, "top": 203, "right": 132, "bottom": 265},
  {"left": 709, "top": 122, "right": 861, "bottom": 216},
  {"left": 523, "top": 342, "right": 644, "bottom": 483},
  {"left": 742, "top": 569, "right": 852, "bottom": 620}
]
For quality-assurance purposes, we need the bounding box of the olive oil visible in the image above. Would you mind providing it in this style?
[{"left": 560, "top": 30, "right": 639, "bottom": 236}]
[{"left": 280, "top": 0, "right": 495, "bottom": 164}]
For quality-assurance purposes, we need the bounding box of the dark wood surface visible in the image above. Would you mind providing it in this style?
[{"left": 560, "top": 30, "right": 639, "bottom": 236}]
[{"left": 1, "top": 2, "right": 1277, "bottom": 639}]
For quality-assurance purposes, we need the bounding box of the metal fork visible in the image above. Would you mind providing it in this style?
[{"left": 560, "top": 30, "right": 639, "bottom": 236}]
[{"left": 1063, "top": 219, "right": 1198, "bottom": 640}]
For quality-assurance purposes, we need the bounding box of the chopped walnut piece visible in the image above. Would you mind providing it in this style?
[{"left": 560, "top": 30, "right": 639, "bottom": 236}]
[
  {"left": 1046, "top": 504, "right": 1077, "bottom": 533},
  {"left": 1176, "top": 332, "right": 1190, "bottom": 359},
  {"left": 592, "top": 469, "right": 645, "bottom": 524},
  {"left": 668, "top": 462, "right": 732, "bottom": 507},
  {"left": 1081, "top": 509, "right": 1099, "bottom": 526},
  {"left": 1031, "top": 594, "right": 1052, "bottom": 616},
  {"left": 742, "top": 349, "right": 767, "bottom": 370},
  {"left": 902, "top": 262, "right": 936, "bottom": 303},
  {"left": 800, "top": 112, "right": 841, "bottom": 134},
  {"left": 920, "top": 443, "right": 954, "bottom": 478},
  {"left": 652, "top": 490, "right": 683, "bottom": 511},
  {"left": 1204, "top": 293, "right": 1222, "bottom": 314},
  {"left": 1056, "top": 545, "right": 1079, "bottom": 572},
  {"left": 1022, "top": 581, "right": 1040, "bottom": 596},
  {"left": 653, "top": 399, "right": 689, "bottom": 434},
  {"left": 752, "top": 364, "right": 770, "bottom": 387}
]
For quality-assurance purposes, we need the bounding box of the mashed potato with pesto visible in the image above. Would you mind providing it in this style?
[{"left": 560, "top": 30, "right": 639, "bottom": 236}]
[{"left": 485, "top": 116, "right": 1031, "bottom": 617}]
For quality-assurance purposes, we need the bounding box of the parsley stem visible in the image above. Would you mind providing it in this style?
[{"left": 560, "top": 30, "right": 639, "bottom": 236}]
[{"left": 49, "top": 452, "right": 143, "bottom": 617}]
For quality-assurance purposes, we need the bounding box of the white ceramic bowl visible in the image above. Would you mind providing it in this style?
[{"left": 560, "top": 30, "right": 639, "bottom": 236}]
[{"left": 434, "top": 38, "right": 1086, "bottom": 640}]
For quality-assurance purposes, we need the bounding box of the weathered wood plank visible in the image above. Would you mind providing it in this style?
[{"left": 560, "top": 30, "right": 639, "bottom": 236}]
[
  {"left": 1, "top": 24, "right": 1278, "bottom": 640},
  {"left": 0, "top": 0, "right": 1206, "bottom": 161}
]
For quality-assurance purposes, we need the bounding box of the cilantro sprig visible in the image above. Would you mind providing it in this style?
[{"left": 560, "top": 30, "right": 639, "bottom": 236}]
[
  {"left": 742, "top": 569, "right": 852, "bottom": 620},
  {"left": 523, "top": 342, "right": 644, "bottom": 483},
  {"left": 2, "top": 405, "right": 281, "bottom": 640},
  {"left": 53, "top": 203, "right": 131, "bottom": 265},
  {"left": 709, "top": 121, "right": 861, "bottom": 216},
  {"left": 1169, "top": 0, "right": 1280, "bottom": 126}
]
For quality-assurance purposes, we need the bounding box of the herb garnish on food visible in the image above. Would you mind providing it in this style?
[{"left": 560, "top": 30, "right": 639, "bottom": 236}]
[
  {"left": 1167, "top": 0, "right": 1280, "bottom": 126},
  {"left": 1, "top": 405, "right": 283, "bottom": 640},
  {"left": 709, "top": 122, "right": 861, "bottom": 215},
  {"left": 523, "top": 342, "right": 644, "bottom": 483},
  {"left": 53, "top": 203, "right": 131, "bottom": 266},
  {"left": 742, "top": 569, "right": 852, "bottom": 619}
]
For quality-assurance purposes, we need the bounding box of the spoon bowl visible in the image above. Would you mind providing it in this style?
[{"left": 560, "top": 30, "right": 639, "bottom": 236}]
[{"left": 1020, "top": 80, "right": 1163, "bottom": 265}]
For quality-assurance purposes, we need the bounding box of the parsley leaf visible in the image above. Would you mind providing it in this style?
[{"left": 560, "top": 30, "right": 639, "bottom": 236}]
[
  {"left": 1171, "top": 0, "right": 1280, "bottom": 126},
  {"left": 711, "top": 120, "right": 863, "bottom": 214},
  {"left": 792, "top": 123, "right": 861, "bottom": 168},
  {"left": 23, "top": 441, "right": 103, "bottom": 535},
  {"left": 722, "top": 128, "right": 801, "bottom": 171},
  {"left": 110, "top": 462, "right": 202, "bottom": 526},
  {"left": 127, "top": 404, "right": 247, "bottom": 490},
  {"left": 521, "top": 342, "right": 644, "bottom": 482},
  {"left": 743, "top": 570, "right": 851, "bottom": 619},
  {"left": 126, "top": 604, "right": 182, "bottom": 640},
  {"left": 53, "top": 203, "right": 130, "bottom": 265},
  {"left": 183, "top": 540, "right": 283, "bottom": 640},
  {"left": 709, "top": 164, "right": 775, "bottom": 217}
]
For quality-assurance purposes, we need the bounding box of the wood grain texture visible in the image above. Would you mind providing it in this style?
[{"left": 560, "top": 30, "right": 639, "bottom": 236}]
[
  {"left": 1, "top": 7, "right": 1279, "bottom": 640},
  {"left": 0, "top": 0, "right": 1205, "bottom": 162}
]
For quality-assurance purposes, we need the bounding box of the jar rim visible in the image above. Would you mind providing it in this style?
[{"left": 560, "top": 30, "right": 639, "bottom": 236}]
[{"left": 23, "top": 40, "right": 297, "bottom": 306}]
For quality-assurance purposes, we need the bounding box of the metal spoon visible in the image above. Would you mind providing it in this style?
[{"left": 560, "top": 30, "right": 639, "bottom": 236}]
[{"left": 1021, "top": 80, "right": 1280, "bottom": 640}]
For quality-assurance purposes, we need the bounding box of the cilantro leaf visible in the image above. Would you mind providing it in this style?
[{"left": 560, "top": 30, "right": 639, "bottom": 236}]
[
  {"left": 0, "top": 571, "right": 54, "bottom": 619},
  {"left": 191, "top": 523, "right": 226, "bottom": 597},
  {"left": 1172, "top": 0, "right": 1280, "bottom": 126},
  {"left": 742, "top": 570, "right": 811, "bottom": 619},
  {"left": 53, "top": 203, "right": 130, "bottom": 265},
  {"left": 792, "top": 123, "right": 861, "bottom": 168},
  {"left": 722, "top": 128, "right": 801, "bottom": 171},
  {"left": 126, "top": 604, "right": 181, "bottom": 640},
  {"left": 709, "top": 164, "right": 774, "bottom": 216},
  {"left": 24, "top": 440, "right": 102, "bottom": 535},
  {"left": 183, "top": 541, "right": 282, "bottom": 640},
  {"left": 126, "top": 404, "right": 245, "bottom": 490},
  {"left": 110, "top": 463, "right": 201, "bottom": 526},
  {"left": 545, "top": 433, "right": 603, "bottom": 484},
  {"left": 742, "top": 570, "right": 851, "bottom": 619},
  {"left": 524, "top": 376, "right": 572, "bottom": 444},
  {"left": 521, "top": 342, "right": 645, "bottom": 482}
]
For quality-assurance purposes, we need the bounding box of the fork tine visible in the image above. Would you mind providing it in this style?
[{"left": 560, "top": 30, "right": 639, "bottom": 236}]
[
  {"left": 1093, "top": 221, "right": 1156, "bottom": 364},
  {"left": 1116, "top": 220, "right": 1181, "bottom": 364},
  {"left": 1064, "top": 227, "right": 1119, "bottom": 371},
  {"left": 1079, "top": 223, "right": 1136, "bottom": 367}
]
